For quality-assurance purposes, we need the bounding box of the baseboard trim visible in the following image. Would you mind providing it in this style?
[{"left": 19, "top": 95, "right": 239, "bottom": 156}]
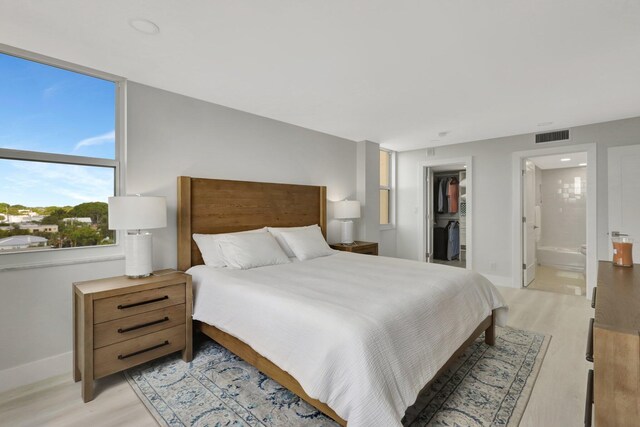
[
  {"left": 0, "top": 351, "right": 72, "bottom": 394},
  {"left": 482, "top": 273, "right": 518, "bottom": 289}
]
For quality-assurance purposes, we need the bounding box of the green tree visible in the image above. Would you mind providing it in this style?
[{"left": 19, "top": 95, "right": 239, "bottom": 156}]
[
  {"left": 41, "top": 232, "right": 63, "bottom": 248},
  {"left": 6, "top": 204, "right": 27, "bottom": 215},
  {"left": 67, "top": 225, "right": 101, "bottom": 247},
  {"left": 41, "top": 208, "right": 70, "bottom": 225},
  {"left": 42, "top": 205, "right": 70, "bottom": 215},
  {"left": 68, "top": 202, "right": 108, "bottom": 224},
  {"left": 0, "top": 226, "right": 31, "bottom": 239}
]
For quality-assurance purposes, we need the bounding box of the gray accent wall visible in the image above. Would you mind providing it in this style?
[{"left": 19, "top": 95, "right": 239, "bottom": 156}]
[{"left": 126, "top": 82, "right": 359, "bottom": 270}]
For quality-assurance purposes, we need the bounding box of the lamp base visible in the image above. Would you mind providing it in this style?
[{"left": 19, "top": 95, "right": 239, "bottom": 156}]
[
  {"left": 125, "top": 232, "right": 153, "bottom": 278},
  {"left": 340, "top": 220, "right": 355, "bottom": 245},
  {"left": 127, "top": 273, "right": 152, "bottom": 279}
]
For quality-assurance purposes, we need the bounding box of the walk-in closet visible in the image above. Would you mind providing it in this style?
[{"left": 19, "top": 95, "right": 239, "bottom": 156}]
[{"left": 431, "top": 167, "right": 467, "bottom": 268}]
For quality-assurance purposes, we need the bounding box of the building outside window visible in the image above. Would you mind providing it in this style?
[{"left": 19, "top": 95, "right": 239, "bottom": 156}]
[
  {"left": 0, "top": 51, "right": 121, "bottom": 254},
  {"left": 380, "top": 148, "right": 395, "bottom": 227}
]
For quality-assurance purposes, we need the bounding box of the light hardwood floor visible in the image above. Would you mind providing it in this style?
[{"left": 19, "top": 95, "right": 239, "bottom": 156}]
[
  {"left": 0, "top": 286, "right": 592, "bottom": 427},
  {"left": 527, "top": 265, "right": 586, "bottom": 296},
  {"left": 501, "top": 287, "right": 592, "bottom": 427}
]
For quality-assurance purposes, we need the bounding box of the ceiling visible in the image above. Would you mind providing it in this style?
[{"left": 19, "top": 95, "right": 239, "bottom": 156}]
[
  {"left": 1, "top": 1, "right": 639, "bottom": 152},
  {"left": 528, "top": 152, "right": 587, "bottom": 170}
]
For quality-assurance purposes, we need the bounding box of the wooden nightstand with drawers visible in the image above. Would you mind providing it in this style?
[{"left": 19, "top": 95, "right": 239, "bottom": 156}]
[
  {"left": 73, "top": 270, "right": 192, "bottom": 402},
  {"left": 330, "top": 241, "right": 378, "bottom": 255}
]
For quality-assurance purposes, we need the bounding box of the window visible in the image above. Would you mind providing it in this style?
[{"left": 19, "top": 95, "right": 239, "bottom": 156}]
[
  {"left": 380, "top": 148, "right": 395, "bottom": 227},
  {"left": 0, "top": 50, "right": 122, "bottom": 255}
]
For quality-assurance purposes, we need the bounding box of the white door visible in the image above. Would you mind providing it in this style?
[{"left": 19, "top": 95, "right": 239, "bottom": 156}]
[
  {"left": 608, "top": 145, "right": 640, "bottom": 263},
  {"left": 523, "top": 160, "right": 537, "bottom": 285},
  {"left": 425, "top": 167, "right": 434, "bottom": 262}
]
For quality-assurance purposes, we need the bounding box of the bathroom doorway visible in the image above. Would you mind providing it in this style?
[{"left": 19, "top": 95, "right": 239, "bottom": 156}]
[{"left": 522, "top": 152, "right": 587, "bottom": 295}]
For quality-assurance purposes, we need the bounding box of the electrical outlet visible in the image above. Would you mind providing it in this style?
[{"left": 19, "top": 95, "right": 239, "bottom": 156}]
[{"left": 490, "top": 262, "right": 497, "bottom": 272}]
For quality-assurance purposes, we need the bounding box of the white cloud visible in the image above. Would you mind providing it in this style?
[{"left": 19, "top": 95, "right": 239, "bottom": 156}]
[
  {"left": 2, "top": 160, "right": 114, "bottom": 206},
  {"left": 74, "top": 130, "right": 115, "bottom": 151},
  {"left": 55, "top": 188, "right": 100, "bottom": 203},
  {"left": 43, "top": 83, "right": 62, "bottom": 99}
]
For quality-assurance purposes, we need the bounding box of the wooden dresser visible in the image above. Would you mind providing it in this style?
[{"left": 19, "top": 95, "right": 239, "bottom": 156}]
[
  {"left": 587, "top": 262, "right": 640, "bottom": 426},
  {"left": 73, "top": 270, "right": 192, "bottom": 402}
]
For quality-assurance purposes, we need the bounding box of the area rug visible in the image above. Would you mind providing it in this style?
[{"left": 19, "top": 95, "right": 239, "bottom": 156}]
[{"left": 125, "top": 327, "right": 549, "bottom": 427}]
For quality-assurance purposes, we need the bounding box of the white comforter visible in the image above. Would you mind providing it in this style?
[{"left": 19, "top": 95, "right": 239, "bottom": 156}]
[{"left": 188, "top": 252, "right": 507, "bottom": 427}]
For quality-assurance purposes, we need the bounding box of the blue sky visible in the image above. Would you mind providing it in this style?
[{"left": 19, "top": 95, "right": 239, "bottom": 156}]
[{"left": 0, "top": 53, "right": 116, "bottom": 207}]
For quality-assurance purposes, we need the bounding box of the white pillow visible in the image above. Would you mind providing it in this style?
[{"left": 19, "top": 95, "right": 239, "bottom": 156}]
[
  {"left": 193, "top": 227, "right": 266, "bottom": 267},
  {"left": 279, "top": 226, "right": 336, "bottom": 261},
  {"left": 268, "top": 224, "right": 320, "bottom": 257},
  {"left": 218, "top": 232, "right": 291, "bottom": 270}
]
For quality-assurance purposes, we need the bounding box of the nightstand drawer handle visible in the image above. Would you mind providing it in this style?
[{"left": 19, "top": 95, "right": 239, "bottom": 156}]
[
  {"left": 118, "top": 317, "right": 170, "bottom": 333},
  {"left": 117, "top": 295, "right": 168, "bottom": 310},
  {"left": 118, "top": 341, "right": 169, "bottom": 360}
]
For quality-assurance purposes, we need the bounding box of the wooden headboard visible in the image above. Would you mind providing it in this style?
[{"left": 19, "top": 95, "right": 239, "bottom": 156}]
[{"left": 177, "top": 176, "right": 327, "bottom": 271}]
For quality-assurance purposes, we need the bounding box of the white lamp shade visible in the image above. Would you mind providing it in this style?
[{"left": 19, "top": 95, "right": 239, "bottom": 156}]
[
  {"left": 334, "top": 200, "right": 361, "bottom": 219},
  {"left": 108, "top": 196, "right": 167, "bottom": 230}
]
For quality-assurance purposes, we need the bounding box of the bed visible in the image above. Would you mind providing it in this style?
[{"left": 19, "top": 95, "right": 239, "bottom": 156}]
[{"left": 177, "top": 176, "right": 507, "bottom": 427}]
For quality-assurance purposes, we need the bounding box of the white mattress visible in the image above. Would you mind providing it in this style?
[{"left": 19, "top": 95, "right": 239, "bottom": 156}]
[{"left": 188, "top": 252, "right": 507, "bottom": 427}]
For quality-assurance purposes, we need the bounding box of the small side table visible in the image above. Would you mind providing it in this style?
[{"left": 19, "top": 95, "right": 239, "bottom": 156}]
[
  {"left": 73, "top": 269, "right": 192, "bottom": 402},
  {"left": 330, "top": 241, "right": 378, "bottom": 255}
]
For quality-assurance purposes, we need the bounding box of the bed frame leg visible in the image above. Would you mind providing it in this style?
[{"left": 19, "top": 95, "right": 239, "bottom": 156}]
[{"left": 485, "top": 311, "right": 495, "bottom": 346}]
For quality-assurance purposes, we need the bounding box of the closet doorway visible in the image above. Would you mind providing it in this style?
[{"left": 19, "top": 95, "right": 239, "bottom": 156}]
[{"left": 418, "top": 157, "right": 472, "bottom": 270}]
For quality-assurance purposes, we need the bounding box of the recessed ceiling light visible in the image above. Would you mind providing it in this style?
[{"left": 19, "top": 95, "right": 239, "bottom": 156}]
[
  {"left": 129, "top": 19, "right": 160, "bottom": 35},
  {"left": 463, "top": 165, "right": 467, "bottom": 168},
  {"left": 537, "top": 121, "right": 553, "bottom": 127},
  {"left": 579, "top": 163, "right": 587, "bottom": 166},
  {"left": 560, "top": 158, "right": 571, "bottom": 162}
]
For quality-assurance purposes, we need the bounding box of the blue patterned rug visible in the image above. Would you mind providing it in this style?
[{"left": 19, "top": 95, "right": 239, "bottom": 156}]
[{"left": 125, "top": 327, "right": 549, "bottom": 426}]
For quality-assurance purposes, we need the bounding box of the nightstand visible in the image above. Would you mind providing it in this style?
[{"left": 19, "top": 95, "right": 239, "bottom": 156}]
[
  {"left": 330, "top": 241, "right": 378, "bottom": 255},
  {"left": 73, "top": 269, "right": 192, "bottom": 402}
]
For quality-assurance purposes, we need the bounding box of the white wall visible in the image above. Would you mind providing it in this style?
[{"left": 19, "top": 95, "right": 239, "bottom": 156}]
[
  {"left": 0, "top": 260, "right": 124, "bottom": 392},
  {"left": 535, "top": 165, "right": 542, "bottom": 205},
  {"left": 539, "top": 167, "right": 587, "bottom": 249},
  {"left": 126, "top": 82, "right": 359, "bottom": 270},
  {"left": 0, "top": 81, "right": 360, "bottom": 391},
  {"left": 356, "top": 140, "right": 380, "bottom": 244},
  {"left": 396, "top": 116, "right": 640, "bottom": 284},
  {"left": 379, "top": 229, "right": 397, "bottom": 256}
]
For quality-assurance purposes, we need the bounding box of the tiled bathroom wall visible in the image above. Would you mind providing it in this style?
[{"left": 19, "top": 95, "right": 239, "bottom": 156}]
[{"left": 540, "top": 166, "right": 587, "bottom": 249}]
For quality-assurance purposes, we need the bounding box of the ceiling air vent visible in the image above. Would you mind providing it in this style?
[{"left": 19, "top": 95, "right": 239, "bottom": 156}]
[{"left": 535, "top": 129, "right": 570, "bottom": 144}]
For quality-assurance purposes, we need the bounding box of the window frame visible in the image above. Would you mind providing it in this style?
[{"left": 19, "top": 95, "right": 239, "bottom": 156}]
[
  {"left": 380, "top": 148, "right": 396, "bottom": 230},
  {"left": 0, "top": 44, "right": 126, "bottom": 271}
]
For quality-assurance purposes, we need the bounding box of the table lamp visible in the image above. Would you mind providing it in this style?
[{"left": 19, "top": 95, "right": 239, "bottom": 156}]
[
  {"left": 108, "top": 195, "right": 167, "bottom": 278},
  {"left": 334, "top": 200, "right": 361, "bottom": 245}
]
